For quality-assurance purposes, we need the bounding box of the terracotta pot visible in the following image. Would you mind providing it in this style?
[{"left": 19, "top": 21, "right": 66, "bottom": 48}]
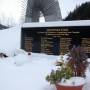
[{"left": 56, "top": 84, "right": 84, "bottom": 90}]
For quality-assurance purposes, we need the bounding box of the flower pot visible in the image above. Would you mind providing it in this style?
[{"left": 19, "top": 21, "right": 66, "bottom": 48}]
[
  {"left": 56, "top": 84, "right": 84, "bottom": 90},
  {"left": 56, "top": 77, "right": 85, "bottom": 90}
]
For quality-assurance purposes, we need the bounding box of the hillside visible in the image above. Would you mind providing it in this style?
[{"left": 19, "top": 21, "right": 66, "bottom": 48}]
[
  {"left": 0, "top": 24, "right": 8, "bottom": 30},
  {"left": 65, "top": 2, "right": 90, "bottom": 20}
]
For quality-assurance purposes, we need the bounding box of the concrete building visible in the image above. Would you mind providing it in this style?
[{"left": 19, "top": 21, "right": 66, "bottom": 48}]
[{"left": 25, "top": 0, "right": 62, "bottom": 22}]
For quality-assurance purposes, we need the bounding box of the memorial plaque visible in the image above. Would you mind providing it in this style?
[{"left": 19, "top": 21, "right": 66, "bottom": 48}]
[{"left": 21, "top": 21, "right": 90, "bottom": 57}]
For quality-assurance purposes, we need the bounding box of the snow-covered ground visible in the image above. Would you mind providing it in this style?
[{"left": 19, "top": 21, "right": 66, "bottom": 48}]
[
  {"left": 0, "top": 26, "right": 90, "bottom": 90},
  {"left": 0, "top": 52, "right": 58, "bottom": 90}
]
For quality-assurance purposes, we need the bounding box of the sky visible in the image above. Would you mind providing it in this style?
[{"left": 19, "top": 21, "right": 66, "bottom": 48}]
[{"left": 0, "top": 0, "right": 90, "bottom": 25}]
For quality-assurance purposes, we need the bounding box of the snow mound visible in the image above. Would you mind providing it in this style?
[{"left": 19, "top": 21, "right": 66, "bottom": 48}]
[
  {"left": 60, "top": 77, "right": 85, "bottom": 86},
  {"left": 14, "top": 54, "right": 30, "bottom": 66},
  {"left": 13, "top": 48, "right": 28, "bottom": 56}
]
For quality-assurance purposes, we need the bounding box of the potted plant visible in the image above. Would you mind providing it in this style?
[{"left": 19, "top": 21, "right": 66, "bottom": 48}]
[{"left": 46, "top": 45, "right": 88, "bottom": 90}]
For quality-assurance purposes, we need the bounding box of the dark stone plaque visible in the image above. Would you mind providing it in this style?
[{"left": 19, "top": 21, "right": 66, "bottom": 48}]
[{"left": 21, "top": 26, "right": 90, "bottom": 57}]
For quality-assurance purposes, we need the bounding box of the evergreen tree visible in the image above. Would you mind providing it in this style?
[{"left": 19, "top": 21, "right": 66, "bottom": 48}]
[{"left": 65, "top": 2, "right": 90, "bottom": 20}]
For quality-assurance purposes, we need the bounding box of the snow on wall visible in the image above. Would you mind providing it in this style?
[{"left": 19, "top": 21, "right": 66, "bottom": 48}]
[
  {"left": 0, "top": 26, "right": 21, "bottom": 56},
  {"left": 22, "top": 20, "right": 90, "bottom": 28}
]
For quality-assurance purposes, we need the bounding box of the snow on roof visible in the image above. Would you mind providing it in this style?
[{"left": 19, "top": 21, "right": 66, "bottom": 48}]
[{"left": 22, "top": 20, "right": 90, "bottom": 28}]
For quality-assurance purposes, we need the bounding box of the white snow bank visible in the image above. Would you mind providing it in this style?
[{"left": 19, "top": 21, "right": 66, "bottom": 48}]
[{"left": 0, "top": 26, "right": 21, "bottom": 56}]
